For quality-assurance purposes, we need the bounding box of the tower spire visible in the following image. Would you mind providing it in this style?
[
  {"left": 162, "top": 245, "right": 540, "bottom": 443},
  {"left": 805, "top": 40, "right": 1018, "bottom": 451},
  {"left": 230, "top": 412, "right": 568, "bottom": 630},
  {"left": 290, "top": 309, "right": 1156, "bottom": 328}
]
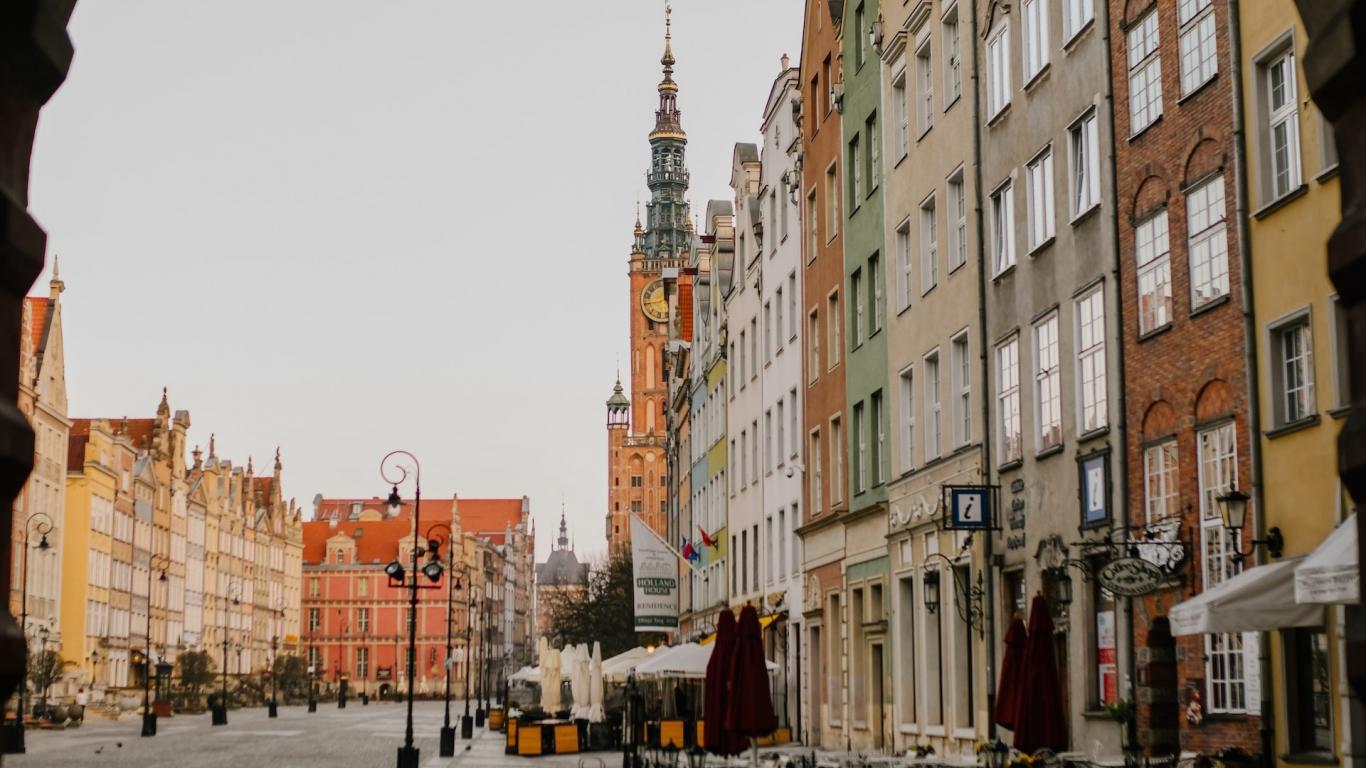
[{"left": 650, "top": 4, "right": 684, "bottom": 141}]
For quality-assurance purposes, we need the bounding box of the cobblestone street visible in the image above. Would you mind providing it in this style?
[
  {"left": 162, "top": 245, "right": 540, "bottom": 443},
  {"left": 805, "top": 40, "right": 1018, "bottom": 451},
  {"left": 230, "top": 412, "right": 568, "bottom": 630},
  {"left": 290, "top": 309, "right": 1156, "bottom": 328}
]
[{"left": 8, "top": 701, "right": 606, "bottom": 768}]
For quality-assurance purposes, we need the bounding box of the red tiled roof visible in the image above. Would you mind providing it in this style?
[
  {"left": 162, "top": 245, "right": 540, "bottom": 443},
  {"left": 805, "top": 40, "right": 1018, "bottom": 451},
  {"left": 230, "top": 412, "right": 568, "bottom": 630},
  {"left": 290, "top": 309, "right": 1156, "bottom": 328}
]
[
  {"left": 312, "top": 497, "right": 525, "bottom": 545},
  {"left": 24, "top": 298, "right": 47, "bottom": 356},
  {"left": 302, "top": 517, "right": 419, "bottom": 566},
  {"left": 68, "top": 432, "right": 89, "bottom": 473},
  {"left": 459, "top": 499, "right": 524, "bottom": 544}
]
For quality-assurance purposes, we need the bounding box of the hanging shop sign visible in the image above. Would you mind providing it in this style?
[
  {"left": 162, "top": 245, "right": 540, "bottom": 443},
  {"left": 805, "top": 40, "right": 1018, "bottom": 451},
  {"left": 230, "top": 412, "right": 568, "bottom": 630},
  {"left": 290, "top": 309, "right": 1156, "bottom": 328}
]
[
  {"left": 1097, "top": 557, "right": 1165, "bottom": 597},
  {"left": 941, "top": 484, "right": 1000, "bottom": 531}
]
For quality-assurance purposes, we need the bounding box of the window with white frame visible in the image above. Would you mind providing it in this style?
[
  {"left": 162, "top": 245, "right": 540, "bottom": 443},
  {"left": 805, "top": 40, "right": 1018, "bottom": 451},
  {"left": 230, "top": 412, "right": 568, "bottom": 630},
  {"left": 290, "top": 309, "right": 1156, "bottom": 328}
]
[
  {"left": 897, "top": 219, "right": 913, "bottom": 312},
  {"left": 899, "top": 366, "right": 915, "bottom": 473},
  {"left": 1178, "top": 0, "right": 1217, "bottom": 94},
  {"left": 807, "top": 190, "right": 819, "bottom": 260},
  {"left": 777, "top": 400, "right": 786, "bottom": 468},
  {"left": 810, "top": 428, "right": 824, "bottom": 513},
  {"left": 826, "top": 163, "right": 840, "bottom": 238},
  {"left": 925, "top": 350, "right": 942, "bottom": 460},
  {"left": 1187, "top": 175, "right": 1230, "bottom": 307},
  {"left": 1070, "top": 110, "right": 1100, "bottom": 216},
  {"left": 1128, "top": 12, "right": 1163, "bottom": 134},
  {"left": 1197, "top": 421, "right": 1246, "bottom": 714},
  {"left": 917, "top": 40, "right": 934, "bottom": 136},
  {"left": 952, "top": 333, "right": 971, "bottom": 447},
  {"left": 791, "top": 387, "right": 800, "bottom": 458},
  {"left": 872, "top": 390, "right": 887, "bottom": 484},
  {"left": 764, "top": 302, "right": 773, "bottom": 363},
  {"left": 1076, "top": 286, "right": 1108, "bottom": 432},
  {"left": 1064, "top": 0, "right": 1094, "bottom": 40},
  {"left": 766, "top": 409, "right": 774, "bottom": 475},
  {"left": 809, "top": 307, "right": 821, "bottom": 381},
  {"left": 776, "top": 287, "right": 785, "bottom": 353},
  {"left": 851, "top": 268, "right": 864, "bottom": 347},
  {"left": 921, "top": 195, "right": 938, "bottom": 293},
  {"left": 830, "top": 415, "right": 844, "bottom": 503},
  {"left": 1270, "top": 314, "right": 1315, "bottom": 426},
  {"left": 988, "top": 22, "right": 1011, "bottom": 118},
  {"left": 1027, "top": 146, "right": 1056, "bottom": 249},
  {"left": 949, "top": 170, "right": 967, "bottom": 270},
  {"left": 1136, "top": 211, "right": 1173, "bottom": 333},
  {"left": 828, "top": 291, "right": 841, "bottom": 369},
  {"left": 1144, "top": 439, "right": 1179, "bottom": 523},
  {"left": 1023, "top": 0, "right": 1049, "bottom": 81},
  {"left": 1034, "top": 313, "right": 1062, "bottom": 451},
  {"left": 944, "top": 6, "right": 962, "bottom": 105},
  {"left": 893, "top": 62, "right": 909, "bottom": 159},
  {"left": 870, "top": 252, "right": 885, "bottom": 333},
  {"left": 997, "top": 336, "right": 1022, "bottom": 463},
  {"left": 991, "top": 180, "right": 1016, "bottom": 274},
  {"left": 789, "top": 273, "right": 798, "bottom": 340},
  {"left": 1264, "top": 49, "right": 1302, "bottom": 200}
]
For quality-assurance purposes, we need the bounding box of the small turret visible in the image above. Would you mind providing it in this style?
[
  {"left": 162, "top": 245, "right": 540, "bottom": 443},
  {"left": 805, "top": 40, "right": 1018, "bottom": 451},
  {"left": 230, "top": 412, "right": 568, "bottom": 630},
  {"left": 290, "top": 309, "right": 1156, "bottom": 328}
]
[{"left": 606, "top": 378, "right": 630, "bottom": 428}]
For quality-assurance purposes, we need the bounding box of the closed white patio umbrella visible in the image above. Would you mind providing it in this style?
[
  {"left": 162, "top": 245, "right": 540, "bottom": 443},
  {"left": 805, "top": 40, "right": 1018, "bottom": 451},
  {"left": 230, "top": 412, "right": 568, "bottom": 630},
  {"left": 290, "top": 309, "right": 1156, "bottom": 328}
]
[
  {"left": 539, "top": 647, "right": 561, "bottom": 713},
  {"left": 588, "top": 641, "right": 604, "bottom": 723}
]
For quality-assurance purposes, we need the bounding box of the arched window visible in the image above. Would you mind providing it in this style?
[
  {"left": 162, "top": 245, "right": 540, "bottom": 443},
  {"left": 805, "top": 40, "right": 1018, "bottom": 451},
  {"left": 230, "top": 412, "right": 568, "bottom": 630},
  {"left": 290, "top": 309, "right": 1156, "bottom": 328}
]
[
  {"left": 646, "top": 400, "right": 656, "bottom": 433},
  {"left": 646, "top": 345, "right": 657, "bottom": 388}
]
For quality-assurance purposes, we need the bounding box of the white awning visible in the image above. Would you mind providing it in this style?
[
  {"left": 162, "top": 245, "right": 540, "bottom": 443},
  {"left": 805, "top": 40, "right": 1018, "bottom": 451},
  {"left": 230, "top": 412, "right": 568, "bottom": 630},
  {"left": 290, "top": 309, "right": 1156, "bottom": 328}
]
[
  {"left": 509, "top": 665, "right": 539, "bottom": 683},
  {"left": 601, "top": 647, "right": 649, "bottom": 683},
  {"left": 1170, "top": 557, "right": 1321, "bottom": 636},
  {"left": 633, "top": 643, "right": 711, "bottom": 679},
  {"left": 1295, "top": 514, "right": 1360, "bottom": 605}
]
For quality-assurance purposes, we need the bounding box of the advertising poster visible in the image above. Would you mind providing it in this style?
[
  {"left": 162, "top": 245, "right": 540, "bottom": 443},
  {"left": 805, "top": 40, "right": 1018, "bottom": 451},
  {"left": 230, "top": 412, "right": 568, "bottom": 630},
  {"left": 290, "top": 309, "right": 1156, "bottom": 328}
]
[
  {"left": 1096, "top": 608, "right": 1117, "bottom": 704},
  {"left": 630, "top": 515, "right": 680, "bottom": 633}
]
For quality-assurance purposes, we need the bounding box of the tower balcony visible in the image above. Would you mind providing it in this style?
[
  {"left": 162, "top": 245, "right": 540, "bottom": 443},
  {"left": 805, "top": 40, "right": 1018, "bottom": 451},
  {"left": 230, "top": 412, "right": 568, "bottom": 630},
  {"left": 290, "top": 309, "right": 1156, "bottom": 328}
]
[{"left": 647, "top": 168, "right": 690, "bottom": 186}]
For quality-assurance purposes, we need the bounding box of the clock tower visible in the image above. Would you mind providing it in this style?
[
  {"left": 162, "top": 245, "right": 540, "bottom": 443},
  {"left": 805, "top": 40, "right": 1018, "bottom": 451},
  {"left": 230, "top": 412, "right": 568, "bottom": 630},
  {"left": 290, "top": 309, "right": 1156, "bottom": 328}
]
[{"left": 607, "top": 6, "right": 694, "bottom": 555}]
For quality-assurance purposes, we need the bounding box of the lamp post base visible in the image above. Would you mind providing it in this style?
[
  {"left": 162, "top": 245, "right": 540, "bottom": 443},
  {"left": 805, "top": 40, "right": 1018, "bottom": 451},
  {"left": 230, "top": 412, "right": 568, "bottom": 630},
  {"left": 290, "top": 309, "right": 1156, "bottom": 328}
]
[
  {"left": 307, "top": 698, "right": 317, "bottom": 713},
  {"left": 475, "top": 708, "right": 485, "bottom": 727},
  {"left": 338, "top": 694, "right": 347, "bottom": 709},
  {"left": 396, "top": 745, "right": 420, "bottom": 768},
  {"left": 361, "top": 693, "right": 369, "bottom": 706},
  {"left": 211, "top": 703, "right": 228, "bottom": 726},
  {"left": 460, "top": 714, "right": 473, "bottom": 739},
  {"left": 141, "top": 712, "right": 157, "bottom": 737},
  {"left": 268, "top": 700, "right": 278, "bottom": 718},
  {"left": 3, "top": 723, "right": 27, "bottom": 754},
  {"left": 439, "top": 725, "right": 456, "bottom": 756}
]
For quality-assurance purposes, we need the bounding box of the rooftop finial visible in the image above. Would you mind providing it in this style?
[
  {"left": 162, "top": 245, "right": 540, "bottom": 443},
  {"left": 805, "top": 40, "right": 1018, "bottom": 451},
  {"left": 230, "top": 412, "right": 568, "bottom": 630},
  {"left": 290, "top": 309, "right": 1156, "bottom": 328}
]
[
  {"left": 274, "top": 446, "right": 282, "bottom": 472},
  {"left": 209, "top": 432, "right": 216, "bottom": 458},
  {"left": 650, "top": 3, "right": 684, "bottom": 140}
]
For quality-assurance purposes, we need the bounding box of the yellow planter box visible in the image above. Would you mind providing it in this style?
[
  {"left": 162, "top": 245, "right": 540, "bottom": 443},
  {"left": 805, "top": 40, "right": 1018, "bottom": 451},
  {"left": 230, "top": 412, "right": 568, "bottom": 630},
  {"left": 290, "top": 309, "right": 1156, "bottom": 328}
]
[
  {"left": 517, "top": 724, "right": 543, "bottom": 756},
  {"left": 553, "top": 723, "right": 579, "bottom": 754}
]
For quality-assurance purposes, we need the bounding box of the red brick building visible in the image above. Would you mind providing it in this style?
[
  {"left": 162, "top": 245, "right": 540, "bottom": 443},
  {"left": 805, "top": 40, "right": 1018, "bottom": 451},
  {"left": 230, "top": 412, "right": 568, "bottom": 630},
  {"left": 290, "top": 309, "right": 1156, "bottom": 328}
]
[
  {"left": 302, "top": 495, "right": 532, "bottom": 698},
  {"left": 1108, "top": 0, "right": 1259, "bottom": 755}
]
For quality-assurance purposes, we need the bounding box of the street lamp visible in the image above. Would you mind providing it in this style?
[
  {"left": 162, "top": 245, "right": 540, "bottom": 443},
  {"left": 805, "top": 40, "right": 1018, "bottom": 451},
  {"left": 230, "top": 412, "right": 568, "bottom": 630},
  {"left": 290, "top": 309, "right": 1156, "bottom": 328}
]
[
  {"left": 1216, "top": 484, "right": 1283, "bottom": 562},
  {"left": 36, "top": 625, "right": 50, "bottom": 717},
  {"left": 4, "top": 511, "right": 53, "bottom": 754},
  {"left": 268, "top": 598, "right": 283, "bottom": 717},
  {"left": 213, "top": 581, "right": 242, "bottom": 726},
  {"left": 462, "top": 583, "right": 479, "bottom": 739},
  {"left": 424, "top": 523, "right": 461, "bottom": 757},
  {"left": 382, "top": 449, "right": 427, "bottom": 768},
  {"left": 142, "top": 553, "right": 171, "bottom": 737}
]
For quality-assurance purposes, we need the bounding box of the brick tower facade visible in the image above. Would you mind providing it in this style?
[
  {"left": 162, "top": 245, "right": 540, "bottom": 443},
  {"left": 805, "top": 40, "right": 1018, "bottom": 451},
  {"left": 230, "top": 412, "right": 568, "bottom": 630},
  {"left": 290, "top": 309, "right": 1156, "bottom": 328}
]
[{"left": 605, "top": 8, "right": 694, "bottom": 556}]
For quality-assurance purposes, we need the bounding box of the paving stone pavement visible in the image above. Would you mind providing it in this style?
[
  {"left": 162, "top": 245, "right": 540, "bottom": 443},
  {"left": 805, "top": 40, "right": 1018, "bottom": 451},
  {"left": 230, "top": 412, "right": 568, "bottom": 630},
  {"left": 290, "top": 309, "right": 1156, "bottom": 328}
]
[{"left": 4, "top": 699, "right": 611, "bottom": 768}]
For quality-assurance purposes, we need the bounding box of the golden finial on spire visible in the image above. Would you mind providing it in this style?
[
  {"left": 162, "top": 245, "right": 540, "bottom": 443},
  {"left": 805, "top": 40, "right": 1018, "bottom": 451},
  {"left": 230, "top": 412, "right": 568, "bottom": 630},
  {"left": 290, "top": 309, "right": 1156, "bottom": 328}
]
[{"left": 661, "top": 4, "right": 675, "bottom": 68}]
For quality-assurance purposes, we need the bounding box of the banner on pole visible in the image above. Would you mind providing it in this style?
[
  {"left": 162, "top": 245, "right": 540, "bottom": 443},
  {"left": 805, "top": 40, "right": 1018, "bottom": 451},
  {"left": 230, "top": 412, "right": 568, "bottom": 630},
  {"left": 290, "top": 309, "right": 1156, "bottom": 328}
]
[{"left": 630, "top": 515, "right": 680, "bottom": 633}]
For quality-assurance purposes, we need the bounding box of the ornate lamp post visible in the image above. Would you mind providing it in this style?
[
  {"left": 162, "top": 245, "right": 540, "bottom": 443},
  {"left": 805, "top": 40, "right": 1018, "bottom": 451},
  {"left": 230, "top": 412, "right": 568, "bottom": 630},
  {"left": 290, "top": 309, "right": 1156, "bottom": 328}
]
[
  {"left": 4, "top": 511, "right": 53, "bottom": 754},
  {"left": 382, "top": 450, "right": 444, "bottom": 768},
  {"left": 213, "top": 580, "right": 242, "bottom": 726},
  {"left": 142, "top": 554, "right": 170, "bottom": 736},
  {"left": 424, "top": 523, "right": 462, "bottom": 757},
  {"left": 461, "top": 583, "right": 478, "bottom": 739}
]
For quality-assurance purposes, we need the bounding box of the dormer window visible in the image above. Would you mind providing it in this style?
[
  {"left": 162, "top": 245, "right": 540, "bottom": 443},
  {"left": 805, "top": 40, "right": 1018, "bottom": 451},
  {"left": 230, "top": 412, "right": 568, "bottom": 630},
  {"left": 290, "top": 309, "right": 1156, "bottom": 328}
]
[{"left": 334, "top": 549, "right": 345, "bottom": 565}]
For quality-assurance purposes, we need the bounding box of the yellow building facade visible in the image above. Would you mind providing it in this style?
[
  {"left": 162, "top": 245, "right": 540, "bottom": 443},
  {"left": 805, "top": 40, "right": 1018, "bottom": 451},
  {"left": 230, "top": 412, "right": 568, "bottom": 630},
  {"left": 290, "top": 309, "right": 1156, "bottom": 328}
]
[{"left": 1239, "top": 3, "right": 1358, "bottom": 765}]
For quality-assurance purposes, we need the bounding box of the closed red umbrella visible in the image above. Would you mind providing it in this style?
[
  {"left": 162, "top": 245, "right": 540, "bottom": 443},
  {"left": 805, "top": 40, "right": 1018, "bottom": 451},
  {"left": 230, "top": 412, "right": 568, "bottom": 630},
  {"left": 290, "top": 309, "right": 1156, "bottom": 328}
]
[
  {"left": 725, "top": 605, "right": 778, "bottom": 738},
  {"left": 703, "top": 609, "right": 745, "bottom": 756},
  {"left": 1012, "top": 593, "right": 1068, "bottom": 753},
  {"left": 994, "top": 615, "right": 1028, "bottom": 730}
]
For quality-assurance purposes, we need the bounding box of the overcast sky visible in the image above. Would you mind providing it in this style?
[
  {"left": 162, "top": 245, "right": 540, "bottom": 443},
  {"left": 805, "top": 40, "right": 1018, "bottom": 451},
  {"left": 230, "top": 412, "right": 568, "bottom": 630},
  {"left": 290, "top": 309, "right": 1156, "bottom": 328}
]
[{"left": 30, "top": 1, "right": 801, "bottom": 562}]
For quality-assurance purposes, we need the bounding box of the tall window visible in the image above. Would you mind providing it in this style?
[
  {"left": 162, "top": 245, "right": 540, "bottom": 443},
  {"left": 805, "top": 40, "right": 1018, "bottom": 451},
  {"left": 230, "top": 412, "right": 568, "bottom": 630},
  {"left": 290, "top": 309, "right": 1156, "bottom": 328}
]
[
  {"left": 826, "top": 163, "right": 840, "bottom": 238},
  {"left": 991, "top": 180, "right": 1016, "bottom": 274},
  {"left": 866, "top": 112, "right": 880, "bottom": 190},
  {"left": 764, "top": 302, "right": 773, "bottom": 362},
  {"left": 921, "top": 195, "right": 938, "bottom": 293},
  {"left": 357, "top": 647, "right": 369, "bottom": 679},
  {"left": 1271, "top": 315, "right": 1315, "bottom": 426},
  {"left": 1187, "top": 175, "right": 1230, "bottom": 306},
  {"left": 357, "top": 607, "right": 370, "bottom": 632},
  {"left": 853, "top": 402, "right": 867, "bottom": 493},
  {"left": 899, "top": 366, "right": 916, "bottom": 474},
  {"left": 893, "top": 64, "right": 909, "bottom": 158},
  {"left": 751, "top": 418, "right": 760, "bottom": 484},
  {"left": 896, "top": 220, "right": 913, "bottom": 312},
  {"left": 766, "top": 410, "right": 774, "bottom": 475},
  {"left": 851, "top": 269, "right": 865, "bottom": 347},
  {"left": 943, "top": 7, "right": 962, "bottom": 105},
  {"left": 789, "top": 273, "right": 798, "bottom": 340},
  {"left": 1178, "top": 0, "right": 1217, "bottom": 95},
  {"left": 809, "top": 308, "right": 821, "bottom": 381},
  {"left": 997, "top": 336, "right": 1022, "bottom": 463},
  {"left": 1265, "top": 50, "right": 1302, "bottom": 199},
  {"left": 1136, "top": 211, "right": 1173, "bottom": 333},
  {"left": 828, "top": 291, "right": 841, "bottom": 368},
  {"left": 850, "top": 134, "right": 864, "bottom": 204},
  {"left": 1077, "top": 286, "right": 1108, "bottom": 432},
  {"left": 916, "top": 41, "right": 934, "bottom": 135},
  {"left": 871, "top": 390, "right": 887, "bottom": 485},
  {"left": 1034, "top": 313, "right": 1062, "bottom": 451},
  {"left": 870, "top": 253, "right": 884, "bottom": 333},
  {"left": 987, "top": 23, "right": 1011, "bottom": 118},
  {"left": 925, "top": 351, "right": 942, "bottom": 460},
  {"left": 750, "top": 318, "right": 758, "bottom": 380},
  {"left": 807, "top": 190, "right": 819, "bottom": 260},
  {"left": 810, "top": 429, "right": 824, "bottom": 513},
  {"left": 854, "top": 2, "right": 867, "bottom": 68},
  {"left": 1285, "top": 628, "right": 1334, "bottom": 753},
  {"left": 1128, "top": 12, "right": 1163, "bottom": 134},
  {"left": 948, "top": 171, "right": 967, "bottom": 270},
  {"left": 1027, "top": 146, "right": 1055, "bottom": 249},
  {"left": 830, "top": 416, "right": 844, "bottom": 504},
  {"left": 308, "top": 607, "right": 320, "bottom": 632},
  {"left": 777, "top": 400, "right": 786, "bottom": 468},
  {"left": 1064, "top": 0, "right": 1094, "bottom": 40},
  {"left": 776, "top": 287, "right": 785, "bottom": 353},
  {"left": 1143, "top": 440, "right": 1179, "bottom": 523},
  {"left": 952, "top": 333, "right": 971, "bottom": 447},
  {"left": 1023, "top": 0, "right": 1049, "bottom": 81},
  {"left": 1070, "top": 110, "right": 1100, "bottom": 216},
  {"left": 1198, "top": 422, "right": 1245, "bottom": 713}
]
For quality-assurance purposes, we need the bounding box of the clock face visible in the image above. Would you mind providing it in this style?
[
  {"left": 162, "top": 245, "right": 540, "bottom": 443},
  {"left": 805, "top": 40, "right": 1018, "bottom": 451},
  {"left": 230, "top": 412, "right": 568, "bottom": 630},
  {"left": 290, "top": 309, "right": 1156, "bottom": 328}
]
[{"left": 641, "top": 280, "right": 669, "bottom": 322}]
